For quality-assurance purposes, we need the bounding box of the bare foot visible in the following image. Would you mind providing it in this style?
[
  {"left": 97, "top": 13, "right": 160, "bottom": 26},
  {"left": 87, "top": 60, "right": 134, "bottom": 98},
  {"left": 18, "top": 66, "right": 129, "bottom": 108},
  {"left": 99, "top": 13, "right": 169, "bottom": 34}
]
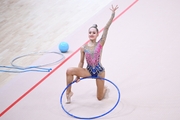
[
  {"left": 104, "top": 86, "right": 110, "bottom": 99},
  {"left": 66, "top": 92, "right": 73, "bottom": 104}
]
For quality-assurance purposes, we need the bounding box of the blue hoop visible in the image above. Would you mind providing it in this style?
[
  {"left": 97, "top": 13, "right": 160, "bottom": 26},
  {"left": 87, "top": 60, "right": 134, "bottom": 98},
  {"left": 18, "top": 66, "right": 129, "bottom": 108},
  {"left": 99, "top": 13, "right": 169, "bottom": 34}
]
[{"left": 60, "top": 76, "right": 121, "bottom": 119}]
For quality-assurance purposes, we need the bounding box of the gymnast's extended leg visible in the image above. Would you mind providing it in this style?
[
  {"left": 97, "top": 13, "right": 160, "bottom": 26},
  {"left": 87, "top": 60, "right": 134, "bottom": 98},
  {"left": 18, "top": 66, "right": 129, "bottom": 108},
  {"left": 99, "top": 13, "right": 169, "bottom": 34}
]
[{"left": 66, "top": 67, "right": 90, "bottom": 104}]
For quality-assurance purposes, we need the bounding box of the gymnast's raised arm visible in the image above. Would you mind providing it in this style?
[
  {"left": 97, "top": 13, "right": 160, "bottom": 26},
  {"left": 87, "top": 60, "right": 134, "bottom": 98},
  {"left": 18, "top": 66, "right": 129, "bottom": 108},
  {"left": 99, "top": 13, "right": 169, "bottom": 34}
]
[{"left": 100, "top": 5, "right": 119, "bottom": 46}]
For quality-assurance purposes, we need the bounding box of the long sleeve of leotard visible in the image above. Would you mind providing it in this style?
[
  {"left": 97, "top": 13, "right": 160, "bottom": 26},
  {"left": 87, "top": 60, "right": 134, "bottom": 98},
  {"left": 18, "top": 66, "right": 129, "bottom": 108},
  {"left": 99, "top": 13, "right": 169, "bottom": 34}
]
[{"left": 101, "top": 12, "right": 115, "bottom": 45}]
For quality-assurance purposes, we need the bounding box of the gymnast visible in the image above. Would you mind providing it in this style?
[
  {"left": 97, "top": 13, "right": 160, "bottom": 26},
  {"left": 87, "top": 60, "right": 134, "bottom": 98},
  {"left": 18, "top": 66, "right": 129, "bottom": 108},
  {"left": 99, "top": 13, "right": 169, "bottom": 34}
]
[{"left": 65, "top": 5, "right": 119, "bottom": 104}]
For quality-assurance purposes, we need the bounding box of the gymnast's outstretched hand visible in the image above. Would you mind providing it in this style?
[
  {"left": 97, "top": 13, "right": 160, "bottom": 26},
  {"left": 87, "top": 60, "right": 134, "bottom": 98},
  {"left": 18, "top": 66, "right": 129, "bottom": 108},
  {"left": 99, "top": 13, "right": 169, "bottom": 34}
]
[{"left": 110, "top": 5, "right": 119, "bottom": 12}]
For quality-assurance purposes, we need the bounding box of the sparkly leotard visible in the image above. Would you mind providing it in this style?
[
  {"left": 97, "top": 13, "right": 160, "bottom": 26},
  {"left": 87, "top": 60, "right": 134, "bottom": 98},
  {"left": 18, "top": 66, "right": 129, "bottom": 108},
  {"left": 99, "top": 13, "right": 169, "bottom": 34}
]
[
  {"left": 84, "top": 40, "right": 104, "bottom": 77},
  {"left": 83, "top": 12, "right": 115, "bottom": 77}
]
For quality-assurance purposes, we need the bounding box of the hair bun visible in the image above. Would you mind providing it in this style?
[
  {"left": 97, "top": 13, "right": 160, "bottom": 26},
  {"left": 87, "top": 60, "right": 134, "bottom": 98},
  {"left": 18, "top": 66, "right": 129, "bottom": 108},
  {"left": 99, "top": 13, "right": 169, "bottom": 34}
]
[{"left": 92, "top": 24, "right": 98, "bottom": 28}]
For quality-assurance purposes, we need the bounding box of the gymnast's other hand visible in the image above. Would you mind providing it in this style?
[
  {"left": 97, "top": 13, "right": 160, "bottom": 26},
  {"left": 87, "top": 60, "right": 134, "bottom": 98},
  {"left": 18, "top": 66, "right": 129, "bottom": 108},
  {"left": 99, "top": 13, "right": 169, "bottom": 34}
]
[{"left": 75, "top": 76, "right": 80, "bottom": 83}]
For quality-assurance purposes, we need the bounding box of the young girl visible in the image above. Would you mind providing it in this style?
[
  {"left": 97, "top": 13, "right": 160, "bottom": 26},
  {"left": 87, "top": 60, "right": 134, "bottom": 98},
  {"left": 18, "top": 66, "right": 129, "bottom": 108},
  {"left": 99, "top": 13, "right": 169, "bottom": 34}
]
[{"left": 66, "top": 5, "right": 119, "bottom": 104}]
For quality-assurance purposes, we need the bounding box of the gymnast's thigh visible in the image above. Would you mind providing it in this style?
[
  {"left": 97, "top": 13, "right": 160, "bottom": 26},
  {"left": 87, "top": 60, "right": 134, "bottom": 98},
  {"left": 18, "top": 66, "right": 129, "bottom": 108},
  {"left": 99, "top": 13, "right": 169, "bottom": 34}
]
[
  {"left": 66, "top": 67, "right": 91, "bottom": 77},
  {"left": 96, "top": 71, "right": 105, "bottom": 88}
]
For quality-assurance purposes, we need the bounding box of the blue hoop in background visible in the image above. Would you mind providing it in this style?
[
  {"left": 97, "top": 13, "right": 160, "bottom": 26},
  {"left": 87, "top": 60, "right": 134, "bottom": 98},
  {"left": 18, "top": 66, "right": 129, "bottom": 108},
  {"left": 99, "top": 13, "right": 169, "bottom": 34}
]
[
  {"left": 0, "top": 51, "right": 64, "bottom": 73},
  {"left": 60, "top": 77, "right": 121, "bottom": 119}
]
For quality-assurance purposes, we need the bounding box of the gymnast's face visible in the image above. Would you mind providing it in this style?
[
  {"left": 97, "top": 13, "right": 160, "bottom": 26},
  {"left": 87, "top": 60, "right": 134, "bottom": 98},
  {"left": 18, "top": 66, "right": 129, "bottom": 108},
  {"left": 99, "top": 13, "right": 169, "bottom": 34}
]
[{"left": 88, "top": 28, "right": 99, "bottom": 40}]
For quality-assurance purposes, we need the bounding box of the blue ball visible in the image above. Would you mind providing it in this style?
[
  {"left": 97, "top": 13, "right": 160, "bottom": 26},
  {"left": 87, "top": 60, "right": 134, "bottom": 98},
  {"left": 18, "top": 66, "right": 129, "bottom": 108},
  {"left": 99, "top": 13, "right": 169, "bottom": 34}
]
[{"left": 59, "top": 42, "right": 69, "bottom": 53}]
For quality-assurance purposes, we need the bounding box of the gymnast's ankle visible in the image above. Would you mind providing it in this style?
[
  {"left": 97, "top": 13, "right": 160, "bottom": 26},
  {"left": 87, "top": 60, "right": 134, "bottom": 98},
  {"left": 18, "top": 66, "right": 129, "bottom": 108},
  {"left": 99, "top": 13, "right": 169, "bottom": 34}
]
[{"left": 66, "top": 92, "right": 73, "bottom": 104}]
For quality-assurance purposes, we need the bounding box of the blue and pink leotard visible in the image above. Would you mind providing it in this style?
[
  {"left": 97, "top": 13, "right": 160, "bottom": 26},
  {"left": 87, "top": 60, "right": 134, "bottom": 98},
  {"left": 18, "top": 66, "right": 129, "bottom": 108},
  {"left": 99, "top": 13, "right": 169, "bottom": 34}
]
[{"left": 84, "top": 41, "right": 104, "bottom": 77}]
